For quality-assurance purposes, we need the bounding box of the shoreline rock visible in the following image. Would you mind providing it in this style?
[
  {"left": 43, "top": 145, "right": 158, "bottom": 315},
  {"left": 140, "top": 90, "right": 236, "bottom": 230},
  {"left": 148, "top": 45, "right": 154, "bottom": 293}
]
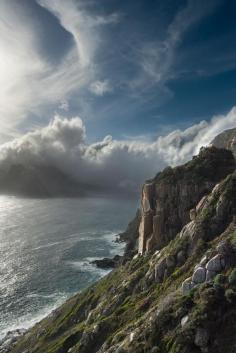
[{"left": 91, "top": 255, "right": 122, "bottom": 269}]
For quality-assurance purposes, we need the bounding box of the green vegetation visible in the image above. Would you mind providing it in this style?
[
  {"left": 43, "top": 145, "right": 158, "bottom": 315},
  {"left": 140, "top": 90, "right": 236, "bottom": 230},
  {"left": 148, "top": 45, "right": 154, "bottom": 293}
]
[{"left": 228, "top": 268, "right": 236, "bottom": 285}]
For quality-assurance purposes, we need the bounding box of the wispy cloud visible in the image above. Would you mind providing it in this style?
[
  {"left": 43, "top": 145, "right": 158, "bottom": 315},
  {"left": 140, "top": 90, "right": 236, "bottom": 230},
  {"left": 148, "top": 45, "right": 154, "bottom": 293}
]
[
  {"left": 132, "top": 0, "right": 221, "bottom": 90},
  {"left": 0, "top": 0, "right": 119, "bottom": 143},
  {"left": 38, "top": 0, "right": 120, "bottom": 68}
]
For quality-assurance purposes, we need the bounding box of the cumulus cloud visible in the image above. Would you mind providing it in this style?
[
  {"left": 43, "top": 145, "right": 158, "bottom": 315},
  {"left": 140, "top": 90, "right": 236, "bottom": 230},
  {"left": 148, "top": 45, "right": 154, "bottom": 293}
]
[
  {"left": 89, "top": 80, "right": 113, "bottom": 96},
  {"left": 0, "top": 107, "right": 236, "bottom": 194}
]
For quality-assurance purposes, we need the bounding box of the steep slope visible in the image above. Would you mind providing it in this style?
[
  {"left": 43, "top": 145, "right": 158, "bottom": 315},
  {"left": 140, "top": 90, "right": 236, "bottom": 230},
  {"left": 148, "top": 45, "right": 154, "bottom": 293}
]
[
  {"left": 5, "top": 146, "right": 236, "bottom": 353},
  {"left": 211, "top": 127, "right": 236, "bottom": 158}
]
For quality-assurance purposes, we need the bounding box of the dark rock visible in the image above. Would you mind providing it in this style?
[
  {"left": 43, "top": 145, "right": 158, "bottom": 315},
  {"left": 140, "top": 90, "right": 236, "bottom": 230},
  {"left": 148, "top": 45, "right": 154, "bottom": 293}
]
[
  {"left": 192, "top": 267, "right": 206, "bottom": 284},
  {"left": 206, "top": 269, "right": 217, "bottom": 281},
  {"left": 206, "top": 254, "right": 225, "bottom": 272},
  {"left": 91, "top": 255, "right": 122, "bottom": 269}
]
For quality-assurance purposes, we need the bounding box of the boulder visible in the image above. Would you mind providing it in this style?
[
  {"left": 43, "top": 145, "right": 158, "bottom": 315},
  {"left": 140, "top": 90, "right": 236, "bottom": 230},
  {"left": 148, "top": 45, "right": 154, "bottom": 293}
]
[
  {"left": 206, "top": 254, "right": 225, "bottom": 272},
  {"left": 192, "top": 267, "right": 206, "bottom": 284},
  {"left": 206, "top": 270, "right": 217, "bottom": 281}
]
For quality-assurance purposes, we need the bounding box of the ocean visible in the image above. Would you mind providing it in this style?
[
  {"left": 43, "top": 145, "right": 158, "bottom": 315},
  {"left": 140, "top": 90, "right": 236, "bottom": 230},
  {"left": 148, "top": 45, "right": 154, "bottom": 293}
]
[{"left": 0, "top": 195, "right": 138, "bottom": 339}]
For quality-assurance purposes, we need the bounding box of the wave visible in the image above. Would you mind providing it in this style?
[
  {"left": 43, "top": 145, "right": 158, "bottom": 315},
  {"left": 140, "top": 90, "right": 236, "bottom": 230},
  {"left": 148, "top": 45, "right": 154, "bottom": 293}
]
[
  {"left": 0, "top": 292, "right": 68, "bottom": 340},
  {"left": 0, "top": 228, "right": 126, "bottom": 340}
]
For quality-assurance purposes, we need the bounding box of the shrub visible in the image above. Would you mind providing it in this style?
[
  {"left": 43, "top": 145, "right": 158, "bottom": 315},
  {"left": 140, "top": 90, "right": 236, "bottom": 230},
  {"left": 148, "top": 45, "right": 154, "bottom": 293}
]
[
  {"left": 214, "top": 274, "right": 226, "bottom": 285},
  {"left": 228, "top": 268, "right": 236, "bottom": 285}
]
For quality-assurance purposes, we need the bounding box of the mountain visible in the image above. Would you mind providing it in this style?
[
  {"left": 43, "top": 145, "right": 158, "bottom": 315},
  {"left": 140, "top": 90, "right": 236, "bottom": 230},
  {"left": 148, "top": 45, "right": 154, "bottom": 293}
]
[
  {"left": 2, "top": 129, "right": 236, "bottom": 353},
  {"left": 0, "top": 164, "right": 86, "bottom": 198}
]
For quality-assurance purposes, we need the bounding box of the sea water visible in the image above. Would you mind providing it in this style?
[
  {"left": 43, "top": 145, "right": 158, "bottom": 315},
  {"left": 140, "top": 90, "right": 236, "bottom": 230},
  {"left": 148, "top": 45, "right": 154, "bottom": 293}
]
[{"left": 0, "top": 195, "right": 138, "bottom": 338}]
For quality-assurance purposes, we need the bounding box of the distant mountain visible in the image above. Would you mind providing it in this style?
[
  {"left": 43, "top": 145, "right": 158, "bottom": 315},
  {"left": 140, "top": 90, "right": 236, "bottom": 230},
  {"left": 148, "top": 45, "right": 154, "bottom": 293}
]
[
  {"left": 211, "top": 127, "right": 236, "bottom": 158},
  {"left": 0, "top": 163, "right": 85, "bottom": 197}
]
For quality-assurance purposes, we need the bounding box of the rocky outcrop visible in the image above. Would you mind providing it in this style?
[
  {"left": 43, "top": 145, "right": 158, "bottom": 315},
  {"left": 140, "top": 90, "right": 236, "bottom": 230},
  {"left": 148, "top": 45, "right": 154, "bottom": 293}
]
[{"left": 138, "top": 147, "right": 236, "bottom": 254}]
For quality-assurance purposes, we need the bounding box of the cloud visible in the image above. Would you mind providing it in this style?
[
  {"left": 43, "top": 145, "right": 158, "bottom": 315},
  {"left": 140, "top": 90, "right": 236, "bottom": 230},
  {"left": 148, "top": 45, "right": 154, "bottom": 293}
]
[
  {"left": 38, "top": 0, "right": 120, "bottom": 68},
  {"left": 89, "top": 80, "right": 113, "bottom": 96},
  {"left": 132, "top": 0, "right": 221, "bottom": 90},
  {"left": 0, "top": 0, "right": 119, "bottom": 142},
  {"left": 59, "top": 100, "right": 69, "bottom": 112},
  {"left": 0, "top": 107, "right": 235, "bottom": 194}
]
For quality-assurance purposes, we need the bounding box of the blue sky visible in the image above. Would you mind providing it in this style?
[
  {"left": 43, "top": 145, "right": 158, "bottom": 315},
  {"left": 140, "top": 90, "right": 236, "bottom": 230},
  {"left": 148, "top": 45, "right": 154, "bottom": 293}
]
[
  {"left": 1, "top": 0, "right": 236, "bottom": 192},
  {"left": 1, "top": 0, "right": 236, "bottom": 143}
]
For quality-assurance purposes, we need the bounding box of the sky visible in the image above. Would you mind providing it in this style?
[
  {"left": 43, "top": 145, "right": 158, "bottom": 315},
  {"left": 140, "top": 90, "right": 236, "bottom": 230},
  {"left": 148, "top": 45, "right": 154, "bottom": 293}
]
[{"left": 0, "top": 0, "right": 236, "bottom": 193}]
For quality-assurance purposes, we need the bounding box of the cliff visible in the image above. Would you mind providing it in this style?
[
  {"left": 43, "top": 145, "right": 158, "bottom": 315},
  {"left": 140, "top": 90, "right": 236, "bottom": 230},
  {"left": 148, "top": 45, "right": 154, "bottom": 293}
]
[
  {"left": 3, "top": 134, "right": 236, "bottom": 353},
  {"left": 138, "top": 147, "right": 235, "bottom": 254}
]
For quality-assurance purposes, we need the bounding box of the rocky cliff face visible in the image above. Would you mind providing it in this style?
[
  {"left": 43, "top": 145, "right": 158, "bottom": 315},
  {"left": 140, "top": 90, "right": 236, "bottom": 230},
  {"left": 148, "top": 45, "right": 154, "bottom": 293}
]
[{"left": 138, "top": 147, "right": 235, "bottom": 254}]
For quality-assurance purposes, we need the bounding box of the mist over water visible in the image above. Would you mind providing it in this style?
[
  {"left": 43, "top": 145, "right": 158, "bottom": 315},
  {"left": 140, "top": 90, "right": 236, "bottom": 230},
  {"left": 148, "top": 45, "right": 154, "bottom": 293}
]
[{"left": 0, "top": 195, "right": 138, "bottom": 339}]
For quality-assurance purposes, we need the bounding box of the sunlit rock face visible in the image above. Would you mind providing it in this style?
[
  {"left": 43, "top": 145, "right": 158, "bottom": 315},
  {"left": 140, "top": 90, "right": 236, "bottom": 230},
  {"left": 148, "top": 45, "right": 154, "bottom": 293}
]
[
  {"left": 138, "top": 146, "right": 236, "bottom": 254},
  {"left": 138, "top": 183, "right": 154, "bottom": 254}
]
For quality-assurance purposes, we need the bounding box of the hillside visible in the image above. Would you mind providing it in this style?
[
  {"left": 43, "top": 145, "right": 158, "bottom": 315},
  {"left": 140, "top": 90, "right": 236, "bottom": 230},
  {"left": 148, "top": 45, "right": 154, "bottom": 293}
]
[{"left": 1, "top": 130, "right": 236, "bottom": 353}]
